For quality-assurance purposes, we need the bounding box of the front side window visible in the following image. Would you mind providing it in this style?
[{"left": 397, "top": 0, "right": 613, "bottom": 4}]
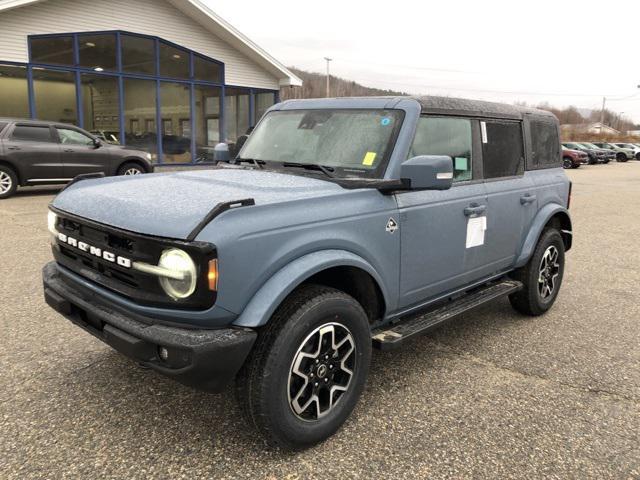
[
  {"left": 409, "top": 117, "right": 473, "bottom": 182},
  {"left": 482, "top": 121, "right": 524, "bottom": 178},
  {"left": 11, "top": 125, "right": 53, "bottom": 142},
  {"left": 240, "top": 109, "right": 404, "bottom": 177},
  {"left": 56, "top": 128, "right": 94, "bottom": 146}
]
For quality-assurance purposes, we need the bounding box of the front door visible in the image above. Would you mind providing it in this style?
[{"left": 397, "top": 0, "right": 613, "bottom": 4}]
[
  {"left": 397, "top": 115, "right": 488, "bottom": 310},
  {"left": 55, "top": 126, "right": 111, "bottom": 177},
  {"left": 4, "top": 124, "right": 63, "bottom": 181}
]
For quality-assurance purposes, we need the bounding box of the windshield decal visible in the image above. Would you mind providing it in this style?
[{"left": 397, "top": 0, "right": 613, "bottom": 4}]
[{"left": 362, "top": 152, "right": 377, "bottom": 166}]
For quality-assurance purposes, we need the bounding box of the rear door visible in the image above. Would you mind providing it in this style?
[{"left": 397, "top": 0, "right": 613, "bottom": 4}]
[
  {"left": 55, "top": 126, "right": 111, "bottom": 177},
  {"left": 396, "top": 115, "right": 488, "bottom": 309},
  {"left": 4, "top": 123, "right": 63, "bottom": 181},
  {"left": 481, "top": 119, "right": 536, "bottom": 274}
]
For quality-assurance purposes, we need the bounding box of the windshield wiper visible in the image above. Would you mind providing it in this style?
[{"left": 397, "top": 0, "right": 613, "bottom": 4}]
[
  {"left": 235, "top": 157, "right": 265, "bottom": 169},
  {"left": 282, "top": 162, "right": 335, "bottom": 178}
]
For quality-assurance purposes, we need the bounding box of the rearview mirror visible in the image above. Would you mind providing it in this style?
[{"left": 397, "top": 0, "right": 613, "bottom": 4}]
[{"left": 400, "top": 155, "right": 453, "bottom": 190}]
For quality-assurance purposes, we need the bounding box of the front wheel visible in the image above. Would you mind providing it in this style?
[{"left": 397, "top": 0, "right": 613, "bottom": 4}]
[
  {"left": 117, "top": 162, "right": 146, "bottom": 176},
  {"left": 236, "top": 285, "right": 371, "bottom": 449},
  {"left": 0, "top": 166, "right": 18, "bottom": 199},
  {"left": 616, "top": 152, "right": 627, "bottom": 162},
  {"left": 509, "top": 228, "right": 565, "bottom": 316},
  {"left": 562, "top": 157, "right": 573, "bottom": 169}
]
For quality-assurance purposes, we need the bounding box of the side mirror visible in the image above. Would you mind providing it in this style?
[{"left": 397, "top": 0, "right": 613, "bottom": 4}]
[
  {"left": 400, "top": 155, "right": 454, "bottom": 190},
  {"left": 213, "top": 142, "right": 231, "bottom": 163},
  {"left": 93, "top": 138, "right": 102, "bottom": 148}
]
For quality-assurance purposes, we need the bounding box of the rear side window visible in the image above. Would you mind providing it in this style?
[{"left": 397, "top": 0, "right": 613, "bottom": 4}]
[
  {"left": 409, "top": 117, "right": 473, "bottom": 182},
  {"left": 530, "top": 119, "right": 560, "bottom": 169},
  {"left": 481, "top": 121, "right": 524, "bottom": 179},
  {"left": 11, "top": 125, "right": 53, "bottom": 142}
]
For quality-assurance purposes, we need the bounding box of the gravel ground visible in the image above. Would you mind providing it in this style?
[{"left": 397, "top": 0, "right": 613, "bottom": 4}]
[{"left": 0, "top": 163, "right": 639, "bottom": 479}]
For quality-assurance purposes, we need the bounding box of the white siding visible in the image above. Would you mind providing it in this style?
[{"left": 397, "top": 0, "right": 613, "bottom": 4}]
[{"left": 0, "top": 0, "right": 280, "bottom": 89}]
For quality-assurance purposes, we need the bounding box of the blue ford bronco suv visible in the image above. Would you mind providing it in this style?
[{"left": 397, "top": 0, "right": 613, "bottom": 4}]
[{"left": 43, "top": 96, "right": 572, "bottom": 449}]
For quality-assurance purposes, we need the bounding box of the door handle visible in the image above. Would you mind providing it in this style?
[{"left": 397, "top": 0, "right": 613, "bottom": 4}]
[
  {"left": 464, "top": 204, "right": 487, "bottom": 216},
  {"left": 7, "top": 146, "right": 20, "bottom": 151},
  {"left": 520, "top": 194, "right": 537, "bottom": 205}
]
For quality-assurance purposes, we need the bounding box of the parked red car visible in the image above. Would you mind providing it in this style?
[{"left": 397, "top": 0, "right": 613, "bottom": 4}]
[{"left": 562, "top": 147, "right": 588, "bottom": 169}]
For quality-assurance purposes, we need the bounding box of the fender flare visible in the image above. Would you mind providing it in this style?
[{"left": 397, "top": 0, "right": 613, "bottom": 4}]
[
  {"left": 515, "top": 203, "right": 572, "bottom": 268},
  {"left": 232, "top": 249, "right": 390, "bottom": 328}
]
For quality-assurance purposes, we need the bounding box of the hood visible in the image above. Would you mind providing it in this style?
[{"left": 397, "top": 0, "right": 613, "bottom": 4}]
[{"left": 52, "top": 168, "right": 348, "bottom": 240}]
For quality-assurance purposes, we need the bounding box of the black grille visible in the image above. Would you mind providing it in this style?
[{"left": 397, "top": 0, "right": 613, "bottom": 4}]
[{"left": 51, "top": 209, "right": 217, "bottom": 310}]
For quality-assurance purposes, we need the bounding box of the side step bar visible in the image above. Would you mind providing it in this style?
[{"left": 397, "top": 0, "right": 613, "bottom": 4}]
[{"left": 371, "top": 279, "right": 523, "bottom": 351}]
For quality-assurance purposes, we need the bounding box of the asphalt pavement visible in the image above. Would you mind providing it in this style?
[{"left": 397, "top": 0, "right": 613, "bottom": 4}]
[{"left": 0, "top": 162, "right": 638, "bottom": 479}]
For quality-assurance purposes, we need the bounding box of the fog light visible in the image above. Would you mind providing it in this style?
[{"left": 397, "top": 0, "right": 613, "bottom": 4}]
[{"left": 158, "top": 346, "right": 169, "bottom": 362}]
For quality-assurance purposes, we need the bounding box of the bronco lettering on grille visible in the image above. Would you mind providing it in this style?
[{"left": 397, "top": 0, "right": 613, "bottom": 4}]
[{"left": 57, "top": 232, "right": 132, "bottom": 268}]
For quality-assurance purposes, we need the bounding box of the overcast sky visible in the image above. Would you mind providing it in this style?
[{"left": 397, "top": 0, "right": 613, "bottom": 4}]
[{"left": 206, "top": 0, "right": 640, "bottom": 123}]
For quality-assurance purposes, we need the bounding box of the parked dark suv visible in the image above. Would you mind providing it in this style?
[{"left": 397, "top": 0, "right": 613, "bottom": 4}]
[{"left": 0, "top": 119, "right": 153, "bottom": 199}]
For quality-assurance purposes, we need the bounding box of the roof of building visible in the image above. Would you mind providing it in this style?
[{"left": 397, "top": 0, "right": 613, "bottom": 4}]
[{"left": 0, "top": 0, "right": 302, "bottom": 87}]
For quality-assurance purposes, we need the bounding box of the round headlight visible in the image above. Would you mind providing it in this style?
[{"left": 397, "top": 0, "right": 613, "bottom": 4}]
[{"left": 158, "top": 249, "right": 197, "bottom": 300}]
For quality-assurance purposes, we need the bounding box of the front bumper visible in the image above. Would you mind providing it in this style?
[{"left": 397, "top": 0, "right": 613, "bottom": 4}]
[{"left": 43, "top": 262, "right": 256, "bottom": 392}]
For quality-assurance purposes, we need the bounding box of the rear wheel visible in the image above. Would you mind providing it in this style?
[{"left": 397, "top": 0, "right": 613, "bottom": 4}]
[
  {"left": 635, "top": 152, "right": 640, "bottom": 161},
  {"left": 0, "top": 166, "right": 18, "bottom": 199},
  {"left": 117, "top": 162, "right": 145, "bottom": 176},
  {"left": 236, "top": 285, "right": 371, "bottom": 449},
  {"left": 509, "top": 228, "right": 565, "bottom": 316}
]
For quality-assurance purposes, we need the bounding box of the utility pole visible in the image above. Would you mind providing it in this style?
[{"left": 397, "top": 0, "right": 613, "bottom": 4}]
[
  {"left": 324, "top": 57, "right": 332, "bottom": 98},
  {"left": 600, "top": 96, "right": 606, "bottom": 132}
]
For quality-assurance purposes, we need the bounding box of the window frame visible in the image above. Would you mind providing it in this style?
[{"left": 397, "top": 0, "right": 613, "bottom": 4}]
[
  {"left": 9, "top": 123, "right": 56, "bottom": 143},
  {"left": 54, "top": 125, "right": 95, "bottom": 146},
  {"left": 409, "top": 114, "right": 482, "bottom": 186},
  {"left": 479, "top": 118, "right": 526, "bottom": 183}
]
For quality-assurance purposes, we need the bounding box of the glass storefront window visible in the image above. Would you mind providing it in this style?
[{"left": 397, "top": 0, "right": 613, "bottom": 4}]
[
  {"left": 81, "top": 74, "right": 120, "bottom": 143},
  {"left": 255, "top": 92, "right": 276, "bottom": 124},
  {"left": 194, "top": 55, "right": 222, "bottom": 83},
  {"left": 78, "top": 34, "right": 117, "bottom": 72},
  {"left": 123, "top": 78, "right": 157, "bottom": 159},
  {"left": 159, "top": 43, "right": 190, "bottom": 79},
  {"left": 0, "top": 64, "right": 29, "bottom": 118},
  {"left": 121, "top": 34, "right": 156, "bottom": 75},
  {"left": 225, "top": 88, "right": 250, "bottom": 144},
  {"left": 160, "top": 82, "right": 192, "bottom": 163},
  {"left": 31, "top": 36, "right": 74, "bottom": 66},
  {"left": 194, "top": 85, "right": 221, "bottom": 162},
  {"left": 32, "top": 68, "right": 77, "bottom": 124}
]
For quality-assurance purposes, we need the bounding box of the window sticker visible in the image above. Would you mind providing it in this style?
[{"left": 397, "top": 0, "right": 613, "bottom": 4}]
[
  {"left": 481, "top": 121, "right": 488, "bottom": 144},
  {"left": 381, "top": 117, "right": 391, "bottom": 126},
  {"left": 466, "top": 216, "right": 487, "bottom": 248},
  {"left": 362, "top": 151, "right": 377, "bottom": 166},
  {"left": 454, "top": 157, "right": 468, "bottom": 171}
]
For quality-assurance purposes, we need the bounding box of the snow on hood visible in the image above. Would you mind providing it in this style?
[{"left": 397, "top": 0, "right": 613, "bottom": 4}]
[{"left": 52, "top": 168, "right": 345, "bottom": 239}]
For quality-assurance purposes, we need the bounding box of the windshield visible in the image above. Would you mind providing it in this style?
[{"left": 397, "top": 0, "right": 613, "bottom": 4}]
[
  {"left": 580, "top": 143, "right": 599, "bottom": 149},
  {"left": 239, "top": 109, "right": 404, "bottom": 177}
]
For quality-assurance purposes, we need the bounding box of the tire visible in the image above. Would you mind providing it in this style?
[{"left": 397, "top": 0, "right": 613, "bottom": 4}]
[
  {"left": 635, "top": 152, "right": 640, "bottom": 161},
  {"left": 572, "top": 163, "right": 580, "bottom": 169},
  {"left": 0, "top": 165, "right": 18, "bottom": 199},
  {"left": 616, "top": 152, "right": 627, "bottom": 162},
  {"left": 117, "top": 162, "right": 146, "bottom": 176},
  {"left": 236, "top": 284, "right": 372, "bottom": 449},
  {"left": 509, "top": 228, "right": 565, "bottom": 316},
  {"left": 562, "top": 157, "right": 573, "bottom": 169}
]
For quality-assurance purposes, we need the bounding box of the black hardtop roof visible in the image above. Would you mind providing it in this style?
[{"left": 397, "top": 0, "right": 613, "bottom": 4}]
[
  {"left": 414, "top": 95, "right": 555, "bottom": 120},
  {"left": 279, "top": 95, "right": 556, "bottom": 121}
]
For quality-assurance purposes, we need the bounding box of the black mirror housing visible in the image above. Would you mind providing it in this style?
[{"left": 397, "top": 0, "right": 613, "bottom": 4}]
[
  {"left": 400, "top": 155, "right": 454, "bottom": 190},
  {"left": 93, "top": 138, "right": 102, "bottom": 148}
]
